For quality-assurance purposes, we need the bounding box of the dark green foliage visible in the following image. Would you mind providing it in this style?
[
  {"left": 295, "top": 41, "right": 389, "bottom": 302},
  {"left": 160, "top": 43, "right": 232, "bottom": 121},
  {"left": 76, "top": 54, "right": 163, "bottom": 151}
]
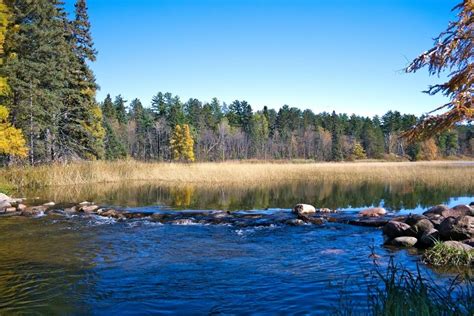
[
  {"left": 102, "top": 94, "right": 116, "bottom": 119},
  {"left": 2, "top": 0, "right": 104, "bottom": 162},
  {"left": 114, "top": 95, "right": 128, "bottom": 124}
]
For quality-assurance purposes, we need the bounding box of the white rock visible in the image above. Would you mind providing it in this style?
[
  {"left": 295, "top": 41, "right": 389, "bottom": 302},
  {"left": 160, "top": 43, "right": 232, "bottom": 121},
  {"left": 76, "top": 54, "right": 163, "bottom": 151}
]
[{"left": 293, "top": 204, "right": 316, "bottom": 214}]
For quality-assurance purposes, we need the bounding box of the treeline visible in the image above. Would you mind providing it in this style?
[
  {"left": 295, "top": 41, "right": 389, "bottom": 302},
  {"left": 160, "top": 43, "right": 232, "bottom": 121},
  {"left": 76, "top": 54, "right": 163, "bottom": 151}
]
[
  {"left": 100, "top": 92, "right": 473, "bottom": 162},
  {"left": 0, "top": 0, "right": 472, "bottom": 164}
]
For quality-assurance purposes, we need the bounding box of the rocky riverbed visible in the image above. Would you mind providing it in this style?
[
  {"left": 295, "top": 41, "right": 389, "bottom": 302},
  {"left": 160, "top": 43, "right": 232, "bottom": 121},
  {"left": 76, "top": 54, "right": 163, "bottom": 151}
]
[{"left": 1, "top": 192, "right": 473, "bottom": 258}]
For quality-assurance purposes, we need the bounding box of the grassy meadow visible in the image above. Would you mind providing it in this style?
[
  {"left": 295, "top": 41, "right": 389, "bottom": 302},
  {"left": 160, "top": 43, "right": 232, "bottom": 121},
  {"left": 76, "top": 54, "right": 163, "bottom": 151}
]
[{"left": 0, "top": 160, "right": 473, "bottom": 190}]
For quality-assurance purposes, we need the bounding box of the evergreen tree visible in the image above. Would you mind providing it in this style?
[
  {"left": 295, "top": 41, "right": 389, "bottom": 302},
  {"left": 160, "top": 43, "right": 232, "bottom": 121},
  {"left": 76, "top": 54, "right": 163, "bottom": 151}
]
[
  {"left": 330, "top": 111, "right": 343, "bottom": 161},
  {"left": 114, "top": 95, "right": 128, "bottom": 124},
  {"left": 101, "top": 94, "right": 116, "bottom": 119}
]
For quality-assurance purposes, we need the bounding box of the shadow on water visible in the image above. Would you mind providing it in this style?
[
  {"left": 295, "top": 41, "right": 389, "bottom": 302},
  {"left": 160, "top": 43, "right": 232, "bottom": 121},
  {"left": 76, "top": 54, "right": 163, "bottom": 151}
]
[{"left": 19, "top": 180, "right": 474, "bottom": 211}]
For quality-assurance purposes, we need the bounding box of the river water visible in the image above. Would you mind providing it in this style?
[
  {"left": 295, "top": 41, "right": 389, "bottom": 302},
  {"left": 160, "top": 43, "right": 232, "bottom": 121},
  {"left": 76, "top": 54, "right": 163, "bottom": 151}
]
[{"left": 0, "top": 181, "right": 472, "bottom": 314}]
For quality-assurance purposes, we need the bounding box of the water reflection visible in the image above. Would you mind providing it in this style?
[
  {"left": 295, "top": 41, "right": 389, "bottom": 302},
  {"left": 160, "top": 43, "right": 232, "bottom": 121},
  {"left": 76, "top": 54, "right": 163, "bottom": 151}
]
[{"left": 19, "top": 180, "right": 474, "bottom": 211}]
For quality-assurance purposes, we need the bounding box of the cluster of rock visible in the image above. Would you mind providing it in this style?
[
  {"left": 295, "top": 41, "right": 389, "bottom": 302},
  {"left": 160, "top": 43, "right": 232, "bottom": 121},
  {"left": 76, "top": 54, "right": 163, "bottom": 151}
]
[
  {"left": 2, "top": 194, "right": 473, "bottom": 253},
  {"left": 382, "top": 204, "right": 474, "bottom": 251}
]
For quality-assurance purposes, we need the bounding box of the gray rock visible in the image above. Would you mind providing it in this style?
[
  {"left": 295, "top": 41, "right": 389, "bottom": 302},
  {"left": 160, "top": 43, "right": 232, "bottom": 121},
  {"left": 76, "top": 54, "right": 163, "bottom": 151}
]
[
  {"left": 424, "top": 213, "right": 445, "bottom": 228},
  {"left": 443, "top": 240, "right": 473, "bottom": 251},
  {"left": 0, "top": 201, "right": 12, "bottom": 210},
  {"left": 439, "top": 216, "right": 474, "bottom": 240},
  {"left": 43, "top": 202, "right": 55, "bottom": 207},
  {"left": 81, "top": 205, "right": 99, "bottom": 213},
  {"left": 419, "top": 229, "right": 440, "bottom": 247},
  {"left": 441, "top": 205, "right": 473, "bottom": 218},
  {"left": 409, "top": 218, "right": 434, "bottom": 238},
  {"left": 391, "top": 236, "right": 418, "bottom": 247},
  {"left": 463, "top": 239, "right": 474, "bottom": 247},
  {"left": 383, "top": 221, "right": 412, "bottom": 239},
  {"left": 423, "top": 205, "right": 449, "bottom": 216}
]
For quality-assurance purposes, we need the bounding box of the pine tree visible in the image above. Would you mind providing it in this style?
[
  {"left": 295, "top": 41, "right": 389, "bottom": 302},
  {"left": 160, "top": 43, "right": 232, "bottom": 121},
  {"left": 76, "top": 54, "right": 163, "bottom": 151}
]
[
  {"left": 330, "top": 111, "right": 343, "bottom": 161},
  {"left": 102, "top": 94, "right": 116, "bottom": 119},
  {"left": 114, "top": 95, "right": 128, "bottom": 124},
  {"left": 404, "top": 1, "right": 473, "bottom": 140},
  {"left": 352, "top": 142, "right": 366, "bottom": 160}
]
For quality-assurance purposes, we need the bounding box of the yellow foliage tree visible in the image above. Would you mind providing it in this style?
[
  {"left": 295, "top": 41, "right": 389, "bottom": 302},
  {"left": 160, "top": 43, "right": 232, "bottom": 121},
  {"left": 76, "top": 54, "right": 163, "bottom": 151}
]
[
  {"left": 0, "top": 105, "right": 27, "bottom": 157},
  {"left": 170, "top": 124, "right": 195, "bottom": 162},
  {"left": 352, "top": 142, "right": 367, "bottom": 160}
]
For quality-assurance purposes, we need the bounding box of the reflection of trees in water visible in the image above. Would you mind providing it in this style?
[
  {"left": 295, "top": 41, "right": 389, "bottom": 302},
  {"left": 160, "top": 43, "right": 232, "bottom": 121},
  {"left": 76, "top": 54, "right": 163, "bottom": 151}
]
[{"left": 26, "top": 180, "right": 473, "bottom": 211}]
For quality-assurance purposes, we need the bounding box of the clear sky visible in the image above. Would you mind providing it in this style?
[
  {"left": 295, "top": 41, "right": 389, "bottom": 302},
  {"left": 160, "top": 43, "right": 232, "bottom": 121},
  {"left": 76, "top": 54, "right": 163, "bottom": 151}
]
[{"left": 65, "top": 0, "right": 456, "bottom": 117}]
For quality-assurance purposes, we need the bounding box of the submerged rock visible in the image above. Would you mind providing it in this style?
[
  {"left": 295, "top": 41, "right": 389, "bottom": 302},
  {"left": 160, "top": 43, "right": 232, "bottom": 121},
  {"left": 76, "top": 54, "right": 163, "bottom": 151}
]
[
  {"left": 286, "top": 219, "right": 306, "bottom": 226},
  {"left": 22, "top": 206, "right": 47, "bottom": 216},
  {"left": 317, "top": 208, "right": 336, "bottom": 213},
  {"left": 358, "top": 207, "right": 387, "bottom": 217},
  {"left": 293, "top": 204, "right": 316, "bottom": 214}
]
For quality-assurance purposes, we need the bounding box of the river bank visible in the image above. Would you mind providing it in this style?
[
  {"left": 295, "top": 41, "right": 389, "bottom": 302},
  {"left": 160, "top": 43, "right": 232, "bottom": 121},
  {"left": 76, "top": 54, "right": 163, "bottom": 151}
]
[{"left": 1, "top": 160, "right": 473, "bottom": 190}]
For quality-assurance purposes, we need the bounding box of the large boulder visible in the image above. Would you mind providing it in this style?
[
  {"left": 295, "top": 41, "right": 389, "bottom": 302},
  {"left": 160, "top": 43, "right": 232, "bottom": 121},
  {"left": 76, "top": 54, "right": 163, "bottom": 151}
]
[
  {"left": 0, "top": 193, "right": 12, "bottom": 203},
  {"left": 423, "top": 205, "right": 449, "bottom": 216},
  {"left": 441, "top": 205, "right": 474, "bottom": 218},
  {"left": 439, "top": 216, "right": 474, "bottom": 240},
  {"left": 443, "top": 240, "right": 473, "bottom": 252},
  {"left": 390, "top": 237, "right": 418, "bottom": 247},
  {"left": 383, "top": 221, "right": 412, "bottom": 239},
  {"left": 419, "top": 228, "right": 440, "bottom": 247},
  {"left": 424, "top": 213, "right": 445, "bottom": 228},
  {"left": 0, "top": 200, "right": 12, "bottom": 211},
  {"left": 409, "top": 218, "right": 434, "bottom": 238},
  {"left": 293, "top": 204, "right": 316, "bottom": 214},
  {"left": 358, "top": 207, "right": 387, "bottom": 217}
]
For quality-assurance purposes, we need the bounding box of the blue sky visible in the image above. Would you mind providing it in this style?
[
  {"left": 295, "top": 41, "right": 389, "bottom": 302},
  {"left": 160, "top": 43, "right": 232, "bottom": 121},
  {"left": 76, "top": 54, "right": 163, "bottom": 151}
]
[{"left": 65, "top": 0, "right": 456, "bottom": 116}]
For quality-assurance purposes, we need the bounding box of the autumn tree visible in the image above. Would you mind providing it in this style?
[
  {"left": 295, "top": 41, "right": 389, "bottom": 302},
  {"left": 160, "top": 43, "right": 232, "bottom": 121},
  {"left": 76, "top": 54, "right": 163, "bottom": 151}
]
[
  {"left": 170, "top": 124, "right": 195, "bottom": 162},
  {"left": 404, "top": 0, "right": 473, "bottom": 140},
  {"left": 352, "top": 142, "right": 367, "bottom": 160},
  {"left": 0, "top": 105, "right": 27, "bottom": 157}
]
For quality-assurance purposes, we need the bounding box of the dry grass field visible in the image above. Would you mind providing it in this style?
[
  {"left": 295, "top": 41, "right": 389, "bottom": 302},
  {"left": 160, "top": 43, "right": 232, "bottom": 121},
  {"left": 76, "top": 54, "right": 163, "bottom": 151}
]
[{"left": 0, "top": 160, "right": 473, "bottom": 189}]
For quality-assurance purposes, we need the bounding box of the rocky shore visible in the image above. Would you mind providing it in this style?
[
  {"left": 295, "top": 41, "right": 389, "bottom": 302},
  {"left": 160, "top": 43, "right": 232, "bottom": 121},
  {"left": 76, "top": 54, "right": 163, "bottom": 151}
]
[{"left": 1, "top": 193, "right": 473, "bottom": 262}]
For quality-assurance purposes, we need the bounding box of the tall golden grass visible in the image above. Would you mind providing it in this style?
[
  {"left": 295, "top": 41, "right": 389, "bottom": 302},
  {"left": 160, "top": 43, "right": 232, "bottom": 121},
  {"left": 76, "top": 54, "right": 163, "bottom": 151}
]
[{"left": 0, "top": 160, "right": 473, "bottom": 189}]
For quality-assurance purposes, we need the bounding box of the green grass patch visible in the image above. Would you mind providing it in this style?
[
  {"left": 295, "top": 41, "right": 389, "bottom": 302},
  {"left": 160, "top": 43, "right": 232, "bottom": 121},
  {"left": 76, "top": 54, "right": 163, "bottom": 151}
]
[
  {"left": 0, "top": 181, "right": 15, "bottom": 194},
  {"left": 423, "top": 241, "right": 474, "bottom": 266}
]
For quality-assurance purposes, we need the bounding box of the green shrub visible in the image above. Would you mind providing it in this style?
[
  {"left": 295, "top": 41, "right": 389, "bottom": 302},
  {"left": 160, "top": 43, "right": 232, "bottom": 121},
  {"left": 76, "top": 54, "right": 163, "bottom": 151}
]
[{"left": 423, "top": 241, "right": 473, "bottom": 266}]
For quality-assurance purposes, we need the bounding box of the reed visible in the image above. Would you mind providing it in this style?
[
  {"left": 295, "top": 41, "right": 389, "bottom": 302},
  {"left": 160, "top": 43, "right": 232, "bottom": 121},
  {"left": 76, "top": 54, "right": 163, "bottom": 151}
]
[{"left": 0, "top": 160, "right": 473, "bottom": 189}]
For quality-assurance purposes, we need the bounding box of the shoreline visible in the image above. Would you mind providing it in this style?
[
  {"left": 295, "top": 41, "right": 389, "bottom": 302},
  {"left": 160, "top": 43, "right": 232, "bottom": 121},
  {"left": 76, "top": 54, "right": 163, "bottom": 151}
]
[{"left": 1, "top": 160, "right": 473, "bottom": 190}]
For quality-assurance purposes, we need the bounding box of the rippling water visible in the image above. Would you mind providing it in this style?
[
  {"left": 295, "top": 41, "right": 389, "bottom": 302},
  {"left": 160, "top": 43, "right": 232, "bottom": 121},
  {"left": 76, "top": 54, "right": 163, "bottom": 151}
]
[{"left": 0, "top": 181, "right": 472, "bottom": 314}]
